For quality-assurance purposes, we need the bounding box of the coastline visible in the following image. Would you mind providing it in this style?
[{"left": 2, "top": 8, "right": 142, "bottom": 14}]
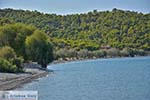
[
  {"left": 0, "top": 65, "right": 51, "bottom": 91},
  {"left": 51, "top": 55, "right": 150, "bottom": 65},
  {"left": 0, "top": 55, "right": 149, "bottom": 91}
]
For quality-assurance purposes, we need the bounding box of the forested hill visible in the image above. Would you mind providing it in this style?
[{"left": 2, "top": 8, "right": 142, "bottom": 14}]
[{"left": 0, "top": 8, "right": 150, "bottom": 51}]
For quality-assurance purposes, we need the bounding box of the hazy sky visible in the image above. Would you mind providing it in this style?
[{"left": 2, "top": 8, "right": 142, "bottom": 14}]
[{"left": 0, "top": 0, "right": 149, "bottom": 14}]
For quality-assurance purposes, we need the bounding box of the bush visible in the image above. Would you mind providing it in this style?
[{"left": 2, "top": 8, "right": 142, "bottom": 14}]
[
  {"left": 10, "top": 57, "right": 24, "bottom": 72},
  {"left": 55, "top": 49, "right": 107, "bottom": 59},
  {"left": 25, "top": 30, "right": 53, "bottom": 68},
  {"left": 128, "top": 49, "right": 146, "bottom": 57},
  {"left": 0, "top": 46, "right": 16, "bottom": 60},
  {"left": 0, "top": 58, "right": 18, "bottom": 73},
  {"left": 106, "top": 48, "right": 120, "bottom": 57},
  {"left": 0, "top": 46, "right": 24, "bottom": 72},
  {"left": 92, "top": 50, "right": 106, "bottom": 58},
  {"left": 54, "top": 49, "right": 68, "bottom": 59},
  {"left": 0, "top": 18, "right": 14, "bottom": 26},
  {"left": 120, "top": 48, "right": 130, "bottom": 57},
  {"left": 54, "top": 48, "right": 77, "bottom": 60},
  {"left": 0, "top": 23, "right": 36, "bottom": 58},
  {"left": 78, "top": 49, "right": 89, "bottom": 58}
]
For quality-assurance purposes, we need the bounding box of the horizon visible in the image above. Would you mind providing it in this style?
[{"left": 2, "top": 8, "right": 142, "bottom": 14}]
[
  {"left": 0, "top": 0, "right": 149, "bottom": 15},
  {"left": 0, "top": 8, "right": 149, "bottom": 16}
]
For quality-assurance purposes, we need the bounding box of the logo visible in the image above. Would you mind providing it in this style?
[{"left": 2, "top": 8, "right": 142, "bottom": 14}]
[{"left": 0, "top": 91, "right": 38, "bottom": 100}]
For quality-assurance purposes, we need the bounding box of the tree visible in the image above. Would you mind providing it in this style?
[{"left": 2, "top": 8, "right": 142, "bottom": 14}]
[
  {"left": 0, "top": 46, "right": 24, "bottom": 71},
  {"left": 0, "top": 23, "right": 36, "bottom": 57},
  {"left": 0, "top": 18, "right": 14, "bottom": 26},
  {"left": 0, "top": 58, "right": 18, "bottom": 73},
  {"left": 25, "top": 30, "right": 53, "bottom": 68},
  {"left": 0, "top": 46, "right": 16, "bottom": 60},
  {"left": 0, "top": 8, "right": 149, "bottom": 59}
]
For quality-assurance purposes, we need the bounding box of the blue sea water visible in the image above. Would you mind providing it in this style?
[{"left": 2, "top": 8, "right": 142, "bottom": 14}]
[{"left": 19, "top": 57, "right": 150, "bottom": 100}]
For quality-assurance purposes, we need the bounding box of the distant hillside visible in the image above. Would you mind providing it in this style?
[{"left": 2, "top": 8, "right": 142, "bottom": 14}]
[{"left": 0, "top": 8, "right": 150, "bottom": 51}]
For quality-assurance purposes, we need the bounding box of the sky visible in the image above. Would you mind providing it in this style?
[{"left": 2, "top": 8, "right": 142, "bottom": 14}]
[{"left": 0, "top": 0, "right": 149, "bottom": 15}]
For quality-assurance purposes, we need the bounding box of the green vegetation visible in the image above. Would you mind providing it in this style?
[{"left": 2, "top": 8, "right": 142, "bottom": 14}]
[
  {"left": 0, "top": 46, "right": 16, "bottom": 60},
  {"left": 0, "top": 21, "right": 53, "bottom": 73},
  {"left": 0, "top": 46, "right": 23, "bottom": 73},
  {"left": 0, "top": 8, "right": 150, "bottom": 72},
  {"left": 0, "top": 23, "right": 36, "bottom": 57},
  {"left": 0, "top": 8, "right": 149, "bottom": 52},
  {"left": 0, "top": 58, "right": 18, "bottom": 73},
  {"left": 25, "top": 30, "right": 53, "bottom": 68},
  {"left": 0, "top": 46, "right": 24, "bottom": 71}
]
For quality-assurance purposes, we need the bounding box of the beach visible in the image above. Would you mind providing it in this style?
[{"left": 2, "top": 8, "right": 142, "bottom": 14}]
[{"left": 0, "top": 63, "right": 50, "bottom": 90}]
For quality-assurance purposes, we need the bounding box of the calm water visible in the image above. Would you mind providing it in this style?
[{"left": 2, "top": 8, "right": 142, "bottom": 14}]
[{"left": 19, "top": 57, "right": 150, "bottom": 100}]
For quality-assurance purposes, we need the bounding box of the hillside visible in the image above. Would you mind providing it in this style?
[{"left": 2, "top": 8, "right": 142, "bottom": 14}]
[{"left": 0, "top": 8, "right": 150, "bottom": 54}]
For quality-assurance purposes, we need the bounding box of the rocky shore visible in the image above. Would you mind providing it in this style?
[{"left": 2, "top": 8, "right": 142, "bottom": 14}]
[
  {"left": 0, "top": 63, "right": 51, "bottom": 90},
  {"left": 51, "top": 54, "right": 150, "bottom": 65}
]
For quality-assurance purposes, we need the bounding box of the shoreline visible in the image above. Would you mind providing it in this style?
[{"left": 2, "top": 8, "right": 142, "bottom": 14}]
[
  {"left": 51, "top": 55, "right": 150, "bottom": 65},
  {"left": 0, "top": 55, "right": 149, "bottom": 91},
  {"left": 0, "top": 66, "right": 51, "bottom": 91}
]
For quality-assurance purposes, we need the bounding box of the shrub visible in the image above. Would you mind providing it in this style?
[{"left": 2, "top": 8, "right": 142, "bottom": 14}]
[
  {"left": 130, "top": 49, "right": 146, "bottom": 56},
  {"left": 136, "top": 49, "right": 146, "bottom": 56},
  {"left": 92, "top": 50, "right": 106, "bottom": 58},
  {"left": 54, "top": 49, "right": 68, "bottom": 59},
  {"left": 54, "top": 48, "right": 77, "bottom": 60},
  {"left": 0, "top": 58, "right": 18, "bottom": 73},
  {"left": 0, "top": 46, "right": 16, "bottom": 60},
  {"left": 25, "top": 30, "right": 53, "bottom": 68},
  {"left": 0, "top": 46, "right": 24, "bottom": 72},
  {"left": 106, "top": 48, "right": 120, "bottom": 57},
  {"left": 120, "top": 48, "right": 130, "bottom": 57},
  {"left": 10, "top": 57, "right": 24, "bottom": 72},
  {"left": 67, "top": 49, "right": 78, "bottom": 58},
  {"left": 0, "top": 23, "right": 36, "bottom": 58},
  {"left": 78, "top": 49, "right": 89, "bottom": 58},
  {"left": 0, "top": 18, "right": 14, "bottom": 26}
]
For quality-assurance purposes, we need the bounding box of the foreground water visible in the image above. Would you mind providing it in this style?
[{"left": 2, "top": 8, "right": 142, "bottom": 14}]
[{"left": 19, "top": 57, "right": 150, "bottom": 100}]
